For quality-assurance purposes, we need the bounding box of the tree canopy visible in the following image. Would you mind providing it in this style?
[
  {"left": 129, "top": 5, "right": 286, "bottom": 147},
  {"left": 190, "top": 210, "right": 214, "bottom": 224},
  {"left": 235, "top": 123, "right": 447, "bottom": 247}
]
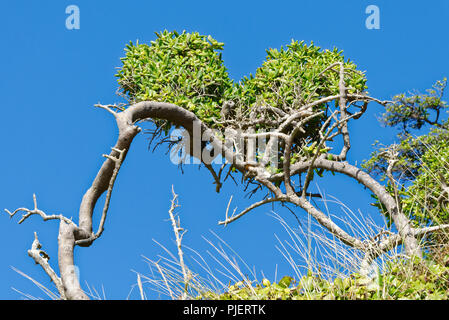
[{"left": 116, "top": 30, "right": 366, "bottom": 141}]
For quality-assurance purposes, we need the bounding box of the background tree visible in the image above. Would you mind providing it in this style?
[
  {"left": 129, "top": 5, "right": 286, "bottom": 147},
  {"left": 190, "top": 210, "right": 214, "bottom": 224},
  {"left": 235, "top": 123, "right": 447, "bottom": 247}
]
[{"left": 364, "top": 78, "right": 449, "bottom": 264}]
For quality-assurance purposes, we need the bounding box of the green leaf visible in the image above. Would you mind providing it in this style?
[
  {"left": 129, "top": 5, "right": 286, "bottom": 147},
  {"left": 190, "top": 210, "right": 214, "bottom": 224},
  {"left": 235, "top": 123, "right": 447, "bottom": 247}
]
[{"left": 278, "top": 276, "right": 293, "bottom": 289}]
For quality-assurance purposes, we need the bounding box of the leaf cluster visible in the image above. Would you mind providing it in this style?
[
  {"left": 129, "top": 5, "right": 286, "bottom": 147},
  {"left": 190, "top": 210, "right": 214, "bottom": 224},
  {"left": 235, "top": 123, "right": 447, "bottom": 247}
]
[
  {"left": 364, "top": 79, "right": 448, "bottom": 179},
  {"left": 116, "top": 30, "right": 232, "bottom": 128},
  {"left": 116, "top": 30, "right": 367, "bottom": 139},
  {"left": 199, "top": 257, "right": 449, "bottom": 300},
  {"left": 233, "top": 40, "right": 367, "bottom": 134},
  {"left": 382, "top": 78, "right": 448, "bottom": 133},
  {"left": 399, "top": 138, "right": 449, "bottom": 226}
]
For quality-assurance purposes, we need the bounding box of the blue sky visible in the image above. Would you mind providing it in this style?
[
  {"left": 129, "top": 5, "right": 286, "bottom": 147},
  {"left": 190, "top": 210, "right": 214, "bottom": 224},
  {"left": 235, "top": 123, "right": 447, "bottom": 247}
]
[{"left": 0, "top": 0, "right": 448, "bottom": 299}]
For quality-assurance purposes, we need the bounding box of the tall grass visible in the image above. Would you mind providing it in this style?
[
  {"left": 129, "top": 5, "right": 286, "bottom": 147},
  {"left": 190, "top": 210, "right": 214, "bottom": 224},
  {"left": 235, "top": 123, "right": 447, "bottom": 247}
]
[
  {"left": 134, "top": 140, "right": 449, "bottom": 299},
  {"left": 131, "top": 186, "right": 418, "bottom": 300},
  {"left": 11, "top": 141, "right": 449, "bottom": 299}
]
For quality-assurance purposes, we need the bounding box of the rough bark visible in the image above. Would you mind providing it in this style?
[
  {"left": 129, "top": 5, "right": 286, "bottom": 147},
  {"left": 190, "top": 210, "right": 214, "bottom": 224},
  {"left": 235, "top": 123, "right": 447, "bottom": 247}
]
[{"left": 58, "top": 221, "right": 88, "bottom": 300}]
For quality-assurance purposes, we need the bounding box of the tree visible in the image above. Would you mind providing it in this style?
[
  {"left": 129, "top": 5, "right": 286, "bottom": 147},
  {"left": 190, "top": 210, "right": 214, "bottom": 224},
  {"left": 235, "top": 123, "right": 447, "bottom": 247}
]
[
  {"left": 5, "top": 30, "right": 447, "bottom": 299},
  {"left": 364, "top": 78, "right": 449, "bottom": 262}
]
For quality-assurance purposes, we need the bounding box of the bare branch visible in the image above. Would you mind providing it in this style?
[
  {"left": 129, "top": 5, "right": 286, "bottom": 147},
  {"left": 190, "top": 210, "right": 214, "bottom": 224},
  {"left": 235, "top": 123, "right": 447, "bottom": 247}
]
[
  {"left": 94, "top": 103, "right": 119, "bottom": 116},
  {"left": 5, "top": 194, "right": 74, "bottom": 226},
  {"left": 167, "top": 186, "right": 190, "bottom": 300},
  {"left": 204, "top": 163, "right": 223, "bottom": 193},
  {"left": 27, "top": 232, "right": 66, "bottom": 300},
  {"left": 218, "top": 196, "right": 286, "bottom": 225}
]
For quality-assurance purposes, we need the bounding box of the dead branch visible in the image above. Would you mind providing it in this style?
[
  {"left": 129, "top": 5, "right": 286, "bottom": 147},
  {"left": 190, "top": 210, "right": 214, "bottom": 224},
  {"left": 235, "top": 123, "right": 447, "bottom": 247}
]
[
  {"left": 218, "top": 196, "right": 287, "bottom": 225},
  {"left": 5, "top": 194, "right": 74, "bottom": 226},
  {"left": 167, "top": 186, "right": 190, "bottom": 300},
  {"left": 27, "top": 232, "right": 66, "bottom": 300}
]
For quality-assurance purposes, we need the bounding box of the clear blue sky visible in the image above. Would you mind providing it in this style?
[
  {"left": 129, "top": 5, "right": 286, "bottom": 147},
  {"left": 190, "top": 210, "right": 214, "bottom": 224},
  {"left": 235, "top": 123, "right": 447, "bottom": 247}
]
[{"left": 0, "top": 0, "right": 448, "bottom": 299}]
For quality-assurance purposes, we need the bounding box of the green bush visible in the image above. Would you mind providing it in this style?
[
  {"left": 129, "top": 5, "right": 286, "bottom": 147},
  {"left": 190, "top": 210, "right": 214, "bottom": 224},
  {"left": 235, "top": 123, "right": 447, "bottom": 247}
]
[
  {"left": 402, "top": 139, "right": 449, "bottom": 226},
  {"left": 116, "top": 30, "right": 367, "bottom": 137},
  {"left": 116, "top": 30, "right": 233, "bottom": 128},
  {"left": 200, "top": 257, "right": 449, "bottom": 300}
]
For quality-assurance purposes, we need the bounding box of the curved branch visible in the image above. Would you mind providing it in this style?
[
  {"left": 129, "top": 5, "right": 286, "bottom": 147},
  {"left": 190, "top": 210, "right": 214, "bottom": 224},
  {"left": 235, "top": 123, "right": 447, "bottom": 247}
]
[
  {"left": 79, "top": 102, "right": 228, "bottom": 239},
  {"left": 268, "top": 157, "right": 420, "bottom": 256},
  {"left": 218, "top": 196, "right": 287, "bottom": 225},
  {"left": 291, "top": 195, "right": 367, "bottom": 250},
  {"left": 76, "top": 147, "right": 126, "bottom": 246},
  {"left": 65, "top": 101, "right": 247, "bottom": 299},
  {"left": 78, "top": 113, "right": 141, "bottom": 237},
  {"left": 310, "top": 159, "right": 420, "bottom": 256}
]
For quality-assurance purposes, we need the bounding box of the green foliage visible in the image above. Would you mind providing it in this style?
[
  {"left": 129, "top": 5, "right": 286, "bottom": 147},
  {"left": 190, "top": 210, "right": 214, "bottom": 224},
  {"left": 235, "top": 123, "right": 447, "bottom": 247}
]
[
  {"left": 364, "top": 79, "right": 448, "bottom": 178},
  {"left": 233, "top": 41, "right": 366, "bottom": 135},
  {"left": 116, "top": 30, "right": 367, "bottom": 137},
  {"left": 363, "top": 79, "right": 449, "bottom": 232},
  {"left": 363, "top": 79, "right": 449, "bottom": 180},
  {"left": 382, "top": 78, "right": 448, "bottom": 133},
  {"left": 116, "top": 31, "right": 368, "bottom": 180},
  {"left": 116, "top": 30, "right": 233, "bottom": 128},
  {"left": 198, "top": 257, "right": 449, "bottom": 300},
  {"left": 363, "top": 129, "right": 449, "bottom": 181},
  {"left": 240, "top": 41, "right": 367, "bottom": 104},
  {"left": 399, "top": 139, "right": 449, "bottom": 226}
]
